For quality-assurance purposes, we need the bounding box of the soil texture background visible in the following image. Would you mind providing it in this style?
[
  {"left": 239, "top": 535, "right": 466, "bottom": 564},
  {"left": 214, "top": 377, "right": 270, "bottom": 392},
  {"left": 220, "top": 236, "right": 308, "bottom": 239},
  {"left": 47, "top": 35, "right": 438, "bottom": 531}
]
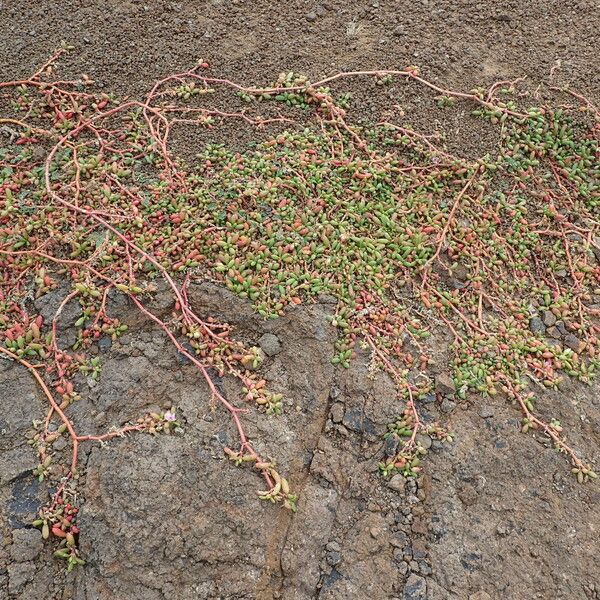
[{"left": 1, "top": 1, "right": 599, "bottom": 599}]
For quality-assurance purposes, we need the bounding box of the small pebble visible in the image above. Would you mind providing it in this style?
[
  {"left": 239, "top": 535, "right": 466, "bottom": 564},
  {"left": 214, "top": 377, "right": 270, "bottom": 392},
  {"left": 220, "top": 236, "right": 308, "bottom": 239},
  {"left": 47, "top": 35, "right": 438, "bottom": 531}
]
[
  {"left": 388, "top": 474, "right": 406, "bottom": 493},
  {"left": 479, "top": 405, "right": 495, "bottom": 418},
  {"left": 440, "top": 398, "right": 456, "bottom": 414}
]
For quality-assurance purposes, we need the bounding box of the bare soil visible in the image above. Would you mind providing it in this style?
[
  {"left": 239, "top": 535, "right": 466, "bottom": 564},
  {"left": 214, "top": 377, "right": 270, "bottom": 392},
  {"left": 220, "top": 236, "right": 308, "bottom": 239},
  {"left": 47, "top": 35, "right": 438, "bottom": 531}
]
[{"left": 1, "top": 1, "right": 599, "bottom": 599}]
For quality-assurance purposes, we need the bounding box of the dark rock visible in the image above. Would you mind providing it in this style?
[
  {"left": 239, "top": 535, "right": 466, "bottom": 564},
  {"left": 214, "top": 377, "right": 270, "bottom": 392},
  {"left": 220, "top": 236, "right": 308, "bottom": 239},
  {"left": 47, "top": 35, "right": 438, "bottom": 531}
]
[
  {"left": 542, "top": 310, "right": 557, "bottom": 327},
  {"left": 420, "top": 393, "right": 436, "bottom": 404},
  {"left": 461, "top": 552, "right": 483, "bottom": 572},
  {"left": 403, "top": 573, "right": 427, "bottom": 599},
  {"left": 321, "top": 568, "right": 344, "bottom": 589},
  {"left": 7, "top": 476, "right": 43, "bottom": 527},
  {"left": 529, "top": 317, "right": 546, "bottom": 334},
  {"left": 342, "top": 409, "right": 377, "bottom": 435},
  {"left": 384, "top": 433, "right": 401, "bottom": 457},
  {"left": 34, "top": 286, "right": 82, "bottom": 326},
  {"left": 98, "top": 336, "right": 112, "bottom": 352}
]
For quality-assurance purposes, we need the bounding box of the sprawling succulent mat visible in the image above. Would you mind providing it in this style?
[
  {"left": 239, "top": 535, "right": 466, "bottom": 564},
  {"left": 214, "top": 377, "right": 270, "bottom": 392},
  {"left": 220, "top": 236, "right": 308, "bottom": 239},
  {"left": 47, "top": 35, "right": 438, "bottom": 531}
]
[{"left": 0, "top": 48, "right": 598, "bottom": 569}]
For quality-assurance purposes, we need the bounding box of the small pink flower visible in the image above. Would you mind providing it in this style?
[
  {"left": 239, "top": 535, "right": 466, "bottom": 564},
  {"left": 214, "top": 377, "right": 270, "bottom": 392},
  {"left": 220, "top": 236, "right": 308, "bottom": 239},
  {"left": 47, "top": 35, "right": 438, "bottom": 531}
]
[{"left": 164, "top": 410, "right": 177, "bottom": 422}]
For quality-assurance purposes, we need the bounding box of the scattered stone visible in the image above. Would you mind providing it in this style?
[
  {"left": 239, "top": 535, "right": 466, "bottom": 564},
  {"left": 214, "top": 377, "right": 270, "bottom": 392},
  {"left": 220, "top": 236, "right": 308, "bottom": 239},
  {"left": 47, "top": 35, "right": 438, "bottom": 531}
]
[
  {"left": 258, "top": 333, "right": 281, "bottom": 356},
  {"left": 411, "top": 519, "right": 428, "bottom": 535},
  {"left": 390, "top": 531, "right": 409, "bottom": 548},
  {"left": 542, "top": 310, "right": 556, "bottom": 327},
  {"left": 418, "top": 559, "right": 432, "bottom": 575},
  {"left": 384, "top": 433, "right": 401, "bottom": 457},
  {"left": 411, "top": 539, "right": 428, "bottom": 559},
  {"left": 564, "top": 333, "right": 583, "bottom": 352},
  {"left": 457, "top": 483, "right": 478, "bottom": 506},
  {"left": 556, "top": 321, "right": 568, "bottom": 335},
  {"left": 342, "top": 409, "right": 377, "bottom": 435},
  {"left": 10, "top": 529, "right": 43, "bottom": 562},
  {"left": 330, "top": 402, "right": 344, "bottom": 424},
  {"left": 529, "top": 316, "right": 546, "bottom": 334},
  {"left": 409, "top": 559, "right": 420, "bottom": 572},
  {"left": 326, "top": 541, "right": 341, "bottom": 552},
  {"left": 415, "top": 434, "right": 432, "bottom": 450},
  {"left": 326, "top": 550, "right": 341, "bottom": 566},
  {"left": 388, "top": 474, "right": 406, "bottom": 493},
  {"left": 398, "top": 560, "right": 409, "bottom": 575},
  {"left": 403, "top": 573, "right": 427, "bottom": 600},
  {"left": 98, "top": 336, "right": 112, "bottom": 352},
  {"left": 435, "top": 373, "right": 456, "bottom": 395},
  {"left": 336, "top": 424, "right": 349, "bottom": 436},
  {"left": 431, "top": 440, "right": 445, "bottom": 452},
  {"left": 440, "top": 398, "right": 456, "bottom": 414},
  {"left": 546, "top": 326, "right": 561, "bottom": 339},
  {"left": 306, "top": 11, "right": 317, "bottom": 21},
  {"left": 479, "top": 405, "right": 495, "bottom": 418}
]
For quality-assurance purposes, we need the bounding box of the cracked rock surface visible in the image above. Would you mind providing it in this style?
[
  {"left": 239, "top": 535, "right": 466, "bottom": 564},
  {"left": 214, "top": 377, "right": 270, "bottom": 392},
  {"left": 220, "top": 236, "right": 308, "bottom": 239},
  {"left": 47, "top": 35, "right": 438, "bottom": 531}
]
[{"left": 2, "top": 284, "right": 599, "bottom": 599}]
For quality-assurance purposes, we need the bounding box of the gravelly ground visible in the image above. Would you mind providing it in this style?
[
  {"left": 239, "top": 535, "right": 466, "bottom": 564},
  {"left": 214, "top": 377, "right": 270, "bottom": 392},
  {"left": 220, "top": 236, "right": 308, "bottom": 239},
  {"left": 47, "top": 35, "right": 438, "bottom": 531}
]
[{"left": 1, "top": 1, "right": 599, "bottom": 599}]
